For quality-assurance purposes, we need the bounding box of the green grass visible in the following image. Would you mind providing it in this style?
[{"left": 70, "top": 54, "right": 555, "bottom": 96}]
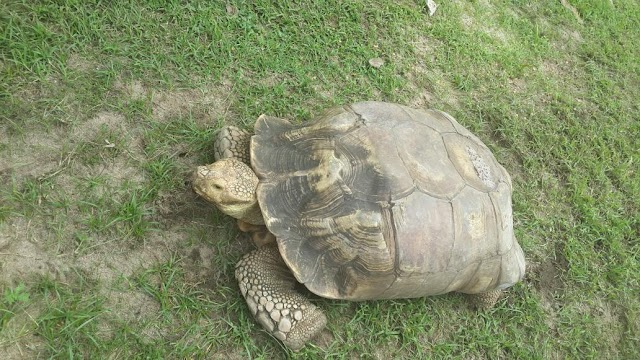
[{"left": 1, "top": 0, "right": 639, "bottom": 358}]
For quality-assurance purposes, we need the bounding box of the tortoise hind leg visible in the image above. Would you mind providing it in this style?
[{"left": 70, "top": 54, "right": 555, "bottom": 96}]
[
  {"left": 467, "top": 289, "right": 503, "bottom": 310},
  {"left": 214, "top": 126, "right": 252, "bottom": 164},
  {"left": 235, "top": 246, "right": 327, "bottom": 351}
]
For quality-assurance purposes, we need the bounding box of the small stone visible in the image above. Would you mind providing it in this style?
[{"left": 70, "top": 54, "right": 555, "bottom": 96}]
[
  {"left": 282, "top": 309, "right": 289, "bottom": 316},
  {"left": 265, "top": 301, "right": 275, "bottom": 312},
  {"left": 293, "top": 309, "right": 303, "bottom": 321},
  {"left": 270, "top": 310, "right": 281, "bottom": 322},
  {"left": 259, "top": 297, "right": 267, "bottom": 305},
  {"left": 301, "top": 304, "right": 307, "bottom": 310},
  {"left": 426, "top": 0, "right": 438, "bottom": 16},
  {"left": 226, "top": 4, "right": 238, "bottom": 16},
  {"left": 239, "top": 283, "right": 247, "bottom": 296},
  {"left": 275, "top": 303, "right": 284, "bottom": 310},
  {"left": 248, "top": 290, "right": 255, "bottom": 297},
  {"left": 258, "top": 304, "right": 264, "bottom": 312},
  {"left": 278, "top": 317, "right": 292, "bottom": 332},
  {"left": 368, "top": 57, "right": 385, "bottom": 68}
]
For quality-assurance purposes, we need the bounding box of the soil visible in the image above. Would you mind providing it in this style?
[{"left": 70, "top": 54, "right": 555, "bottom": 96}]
[{"left": 0, "top": 79, "right": 238, "bottom": 357}]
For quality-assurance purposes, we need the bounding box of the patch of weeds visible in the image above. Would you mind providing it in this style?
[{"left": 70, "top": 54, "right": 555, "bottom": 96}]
[
  {"left": 6, "top": 177, "right": 55, "bottom": 218},
  {"left": 78, "top": 174, "right": 109, "bottom": 194},
  {"left": 77, "top": 197, "right": 112, "bottom": 235},
  {"left": 0, "top": 204, "right": 10, "bottom": 223},
  {"left": 144, "top": 158, "right": 179, "bottom": 191},
  {"left": 35, "top": 277, "right": 107, "bottom": 358},
  {"left": 97, "top": 325, "right": 174, "bottom": 359},
  {"left": 0, "top": 283, "right": 31, "bottom": 330},
  {"left": 127, "top": 245, "right": 296, "bottom": 356},
  {"left": 113, "top": 188, "right": 156, "bottom": 238},
  {"left": 119, "top": 97, "right": 153, "bottom": 121},
  {"left": 77, "top": 186, "right": 156, "bottom": 241},
  {"left": 141, "top": 118, "right": 218, "bottom": 194},
  {"left": 144, "top": 118, "right": 216, "bottom": 155},
  {"left": 133, "top": 256, "right": 214, "bottom": 321}
]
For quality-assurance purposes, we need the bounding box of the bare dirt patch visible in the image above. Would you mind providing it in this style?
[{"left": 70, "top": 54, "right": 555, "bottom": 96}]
[
  {"left": 0, "top": 77, "right": 239, "bottom": 357},
  {"left": 0, "top": 218, "right": 69, "bottom": 283},
  {"left": 75, "top": 229, "right": 183, "bottom": 284},
  {"left": 66, "top": 54, "right": 101, "bottom": 73},
  {"left": 181, "top": 243, "right": 218, "bottom": 288},
  {"left": 152, "top": 86, "right": 234, "bottom": 124},
  {"left": 0, "top": 306, "right": 44, "bottom": 359},
  {"left": 0, "top": 129, "right": 65, "bottom": 180},
  {"left": 72, "top": 111, "right": 128, "bottom": 139},
  {"left": 527, "top": 251, "right": 569, "bottom": 323},
  {"left": 537, "top": 258, "right": 566, "bottom": 297},
  {"left": 113, "top": 79, "right": 148, "bottom": 101},
  {"left": 112, "top": 78, "right": 236, "bottom": 126}
]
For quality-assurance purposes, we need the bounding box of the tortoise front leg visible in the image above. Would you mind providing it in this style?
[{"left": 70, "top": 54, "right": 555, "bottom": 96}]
[
  {"left": 237, "top": 220, "right": 276, "bottom": 247},
  {"left": 235, "top": 246, "right": 327, "bottom": 351}
]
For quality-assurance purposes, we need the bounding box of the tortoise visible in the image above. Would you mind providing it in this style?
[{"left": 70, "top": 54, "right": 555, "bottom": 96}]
[{"left": 192, "top": 101, "right": 525, "bottom": 351}]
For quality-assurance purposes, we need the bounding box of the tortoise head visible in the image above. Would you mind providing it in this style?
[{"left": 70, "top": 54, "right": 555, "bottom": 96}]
[{"left": 192, "top": 158, "right": 264, "bottom": 225}]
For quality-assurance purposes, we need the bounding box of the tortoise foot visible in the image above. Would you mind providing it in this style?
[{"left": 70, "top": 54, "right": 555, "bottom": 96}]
[
  {"left": 214, "top": 126, "right": 252, "bottom": 164},
  {"left": 235, "top": 246, "right": 327, "bottom": 351},
  {"left": 468, "top": 289, "right": 503, "bottom": 310}
]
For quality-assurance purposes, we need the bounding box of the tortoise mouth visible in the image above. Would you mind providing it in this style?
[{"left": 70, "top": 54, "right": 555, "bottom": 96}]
[
  {"left": 192, "top": 183, "right": 205, "bottom": 198},
  {"left": 191, "top": 172, "right": 203, "bottom": 191},
  {"left": 191, "top": 171, "right": 215, "bottom": 203}
]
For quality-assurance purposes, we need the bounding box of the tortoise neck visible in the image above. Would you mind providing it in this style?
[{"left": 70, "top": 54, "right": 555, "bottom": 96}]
[{"left": 241, "top": 201, "right": 265, "bottom": 225}]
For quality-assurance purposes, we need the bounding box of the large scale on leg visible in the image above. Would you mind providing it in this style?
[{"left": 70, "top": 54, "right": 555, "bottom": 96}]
[{"left": 192, "top": 102, "right": 526, "bottom": 351}]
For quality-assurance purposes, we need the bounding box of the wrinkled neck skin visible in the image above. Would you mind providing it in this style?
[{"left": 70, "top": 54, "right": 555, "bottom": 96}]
[{"left": 218, "top": 200, "right": 265, "bottom": 226}]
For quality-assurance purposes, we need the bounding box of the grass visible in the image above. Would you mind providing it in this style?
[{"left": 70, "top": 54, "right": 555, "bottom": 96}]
[{"left": 1, "top": 0, "right": 639, "bottom": 358}]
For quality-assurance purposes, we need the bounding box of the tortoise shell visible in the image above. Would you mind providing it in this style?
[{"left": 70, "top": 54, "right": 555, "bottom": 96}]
[{"left": 251, "top": 102, "right": 525, "bottom": 300}]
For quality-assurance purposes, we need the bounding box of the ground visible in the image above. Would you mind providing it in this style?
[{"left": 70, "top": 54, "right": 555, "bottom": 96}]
[{"left": 1, "top": 1, "right": 638, "bottom": 359}]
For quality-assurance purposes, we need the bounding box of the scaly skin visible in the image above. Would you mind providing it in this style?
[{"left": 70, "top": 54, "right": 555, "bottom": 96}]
[
  {"left": 192, "top": 158, "right": 264, "bottom": 225},
  {"left": 194, "top": 127, "right": 326, "bottom": 350},
  {"left": 235, "top": 246, "right": 327, "bottom": 351},
  {"left": 195, "top": 124, "right": 506, "bottom": 351},
  {"left": 468, "top": 289, "right": 503, "bottom": 310},
  {"left": 214, "top": 126, "right": 252, "bottom": 164}
]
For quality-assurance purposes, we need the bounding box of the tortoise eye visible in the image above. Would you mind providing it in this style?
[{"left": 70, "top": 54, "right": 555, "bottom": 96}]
[{"left": 213, "top": 184, "right": 223, "bottom": 190}]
